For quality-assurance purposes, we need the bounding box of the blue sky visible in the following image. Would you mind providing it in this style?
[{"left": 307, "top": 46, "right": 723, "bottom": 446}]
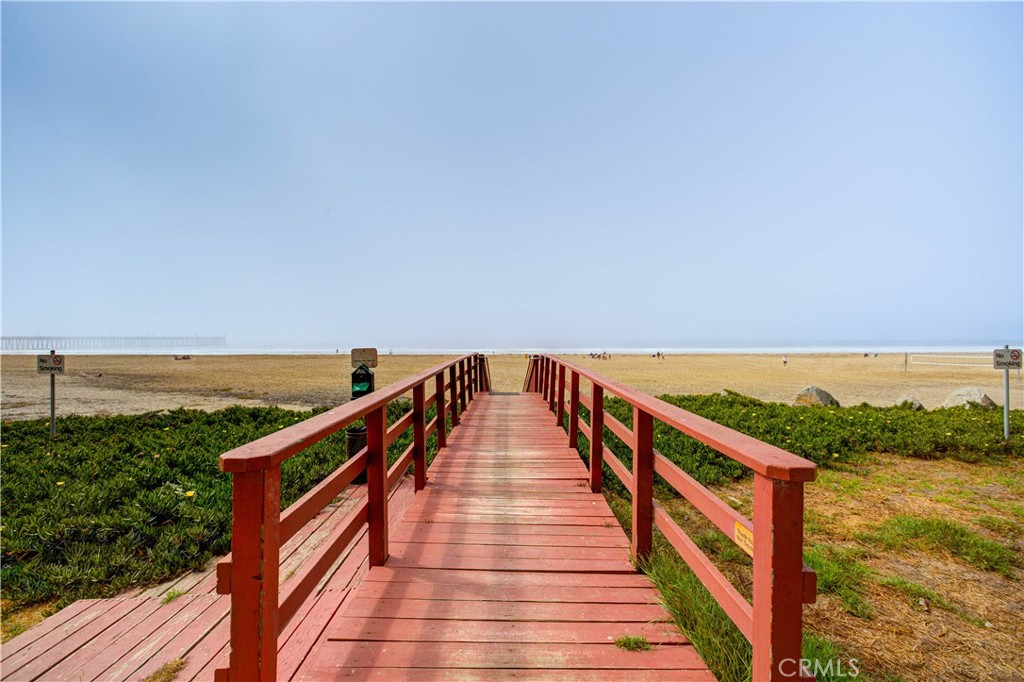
[{"left": 3, "top": 2, "right": 1021, "bottom": 349}]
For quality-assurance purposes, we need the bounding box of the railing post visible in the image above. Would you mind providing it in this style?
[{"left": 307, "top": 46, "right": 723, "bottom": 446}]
[
  {"left": 540, "top": 357, "right": 549, "bottom": 401},
  {"left": 458, "top": 359, "right": 467, "bottom": 413},
  {"left": 366, "top": 405, "right": 388, "bottom": 566},
  {"left": 590, "top": 385, "right": 604, "bottom": 493},
  {"left": 568, "top": 372, "right": 579, "bottom": 449},
  {"left": 226, "top": 466, "right": 280, "bottom": 682},
  {"left": 413, "top": 383, "right": 426, "bottom": 491},
  {"left": 435, "top": 372, "right": 447, "bottom": 448},
  {"left": 752, "top": 474, "right": 806, "bottom": 681},
  {"left": 467, "top": 357, "right": 475, "bottom": 404},
  {"left": 632, "top": 407, "right": 653, "bottom": 562},
  {"left": 449, "top": 365, "right": 459, "bottom": 426},
  {"left": 556, "top": 364, "right": 566, "bottom": 426},
  {"left": 547, "top": 360, "right": 556, "bottom": 413}
]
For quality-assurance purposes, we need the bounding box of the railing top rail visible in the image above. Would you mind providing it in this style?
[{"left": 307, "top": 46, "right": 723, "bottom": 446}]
[
  {"left": 220, "top": 354, "right": 475, "bottom": 473},
  {"left": 542, "top": 355, "right": 816, "bottom": 482}
]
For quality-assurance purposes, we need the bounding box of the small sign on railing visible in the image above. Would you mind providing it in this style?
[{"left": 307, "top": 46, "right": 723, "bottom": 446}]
[{"left": 734, "top": 522, "right": 754, "bottom": 557}]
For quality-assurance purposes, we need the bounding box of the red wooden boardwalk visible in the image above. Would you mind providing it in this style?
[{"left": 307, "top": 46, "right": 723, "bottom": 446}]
[
  {"left": 296, "top": 392, "right": 712, "bottom": 680},
  {"left": 4, "top": 354, "right": 816, "bottom": 681},
  {"left": 1, "top": 393, "right": 710, "bottom": 682}
]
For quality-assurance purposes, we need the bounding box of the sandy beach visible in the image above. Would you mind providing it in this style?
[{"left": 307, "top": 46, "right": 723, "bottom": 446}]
[{"left": 2, "top": 352, "right": 1019, "bottom": 421}]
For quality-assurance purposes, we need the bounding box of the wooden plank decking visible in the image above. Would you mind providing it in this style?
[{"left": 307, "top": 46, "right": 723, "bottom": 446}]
[
  {"left": 2, "top": 391, "right": 712, "bottom": 681},
  {"left": 295, "top": 393, "right": 712, "bottom": 681}
]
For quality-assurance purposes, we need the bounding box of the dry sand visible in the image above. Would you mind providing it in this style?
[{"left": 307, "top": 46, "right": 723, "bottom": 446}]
[{"left": 1, "top": 352, "right": 1020, "bottom": 421}]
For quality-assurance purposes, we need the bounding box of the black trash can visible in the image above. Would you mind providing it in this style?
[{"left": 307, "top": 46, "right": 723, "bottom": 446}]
[
  {"left": 352, "top": 364, "right": 375, "bottom": 399},
  {"left": 346, "top": 425, "right": 368, "bottom": 484}
]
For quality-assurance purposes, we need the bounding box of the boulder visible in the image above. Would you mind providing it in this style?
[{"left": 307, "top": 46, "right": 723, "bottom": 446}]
[
  {"left": 793, "top": 386, "right": 840, "bottom": 407},
  {"left": 942, "top": 387, "right": 996, "bottom": 409},
  {"left": 895, "top": 395, "right": 925, "bottom": 411}
]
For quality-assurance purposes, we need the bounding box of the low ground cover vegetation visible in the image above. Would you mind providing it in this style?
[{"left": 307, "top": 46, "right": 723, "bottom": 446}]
[
  {"left": 0, "top": 401, "right": 434, "bottom": 614},
  {"left": 600, "top": 392, "right": 1023, "bottom": 487},
  {"left": 3, "top": 391, "right": 1021, "bottom": 679},
  {"left": 572, "top": 393, "right": 1022, "bottom": 681}
]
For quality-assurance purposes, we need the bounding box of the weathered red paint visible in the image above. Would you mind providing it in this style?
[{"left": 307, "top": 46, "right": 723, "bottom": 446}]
[
  {"left": 366, "top": 405, "right": 388, "bottom": 567},
  {"left": 224, "top": 466, "right": 280, "bottom": 682},
  {"left": 547, "top": 360, "right": 556, "bottom": 413},
  {"left": 435, "top": 372, "right": 447, "bottom": 448},
  {"left": 449, "top": 365, "right": 459, "bottom": 426},
  {"left": 590, "top": 384, "right": 604, "bottom": 493},
  {"left": 219, "top": 357, "right": 472, "bottom": 474},
  {"left": 753, "top": 474, "right": 806, "bottom": 681},
  {"left": 413, "top": 383, "right": 426, "bottom": 491},
  {"left": 556, "top": 364, "right": 566, "bottom": 427},
  {"left": 568, "top": 372, "right": 580, "bottom": 450},
  {"left": 458, "top": 359, "right": 467, "bottom": 413},
  {"left": 540, "top": 357, "right": 548, "bottom": 401},
  {"left": 538, "top": 356, "right": 816, "bottom": 482},
  {"left": 632, "top": 407, "right": 653, "bottom": 562}
]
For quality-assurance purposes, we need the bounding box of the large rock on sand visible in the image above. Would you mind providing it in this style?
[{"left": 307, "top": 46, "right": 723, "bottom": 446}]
[
  {"left": 942, "top": 387, "right": 996, "bottom": 409},
  {"left": 896, "top": 395, "right": 925, "bottom": 411},
  {"left": 793, "top": 386, "right": 840, "bottom": 407}
]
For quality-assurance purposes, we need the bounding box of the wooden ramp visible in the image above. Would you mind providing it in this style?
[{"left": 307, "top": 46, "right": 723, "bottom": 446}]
[
  {"left": 295, "top": 393, "right": 712, "bottom": 681},
  {"left": 2, "top": 389, "right": 714, "bottom": 681}
]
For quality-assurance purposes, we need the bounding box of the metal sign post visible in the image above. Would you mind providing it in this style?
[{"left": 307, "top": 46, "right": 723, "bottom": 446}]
[
  {"left": 994, "top": 346, "right": 1022, "bottom": 441},
  {"left": 37, "top": 350, "right": 65, "bottom": 438}
]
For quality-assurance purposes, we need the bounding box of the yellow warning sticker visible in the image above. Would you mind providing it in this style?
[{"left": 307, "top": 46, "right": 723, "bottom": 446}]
[{"left": 734, "top": 522, "right": 754, "bottom": 557}]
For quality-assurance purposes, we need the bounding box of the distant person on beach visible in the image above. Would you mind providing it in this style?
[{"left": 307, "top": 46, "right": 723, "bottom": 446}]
[{"left": 782, "top": 355, "right": 788, "bottom": 366}]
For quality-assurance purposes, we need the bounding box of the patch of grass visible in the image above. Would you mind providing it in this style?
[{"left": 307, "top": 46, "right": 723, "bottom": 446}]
[
  {"left": 985, "top": 500, "right": 1024, "bottom": 520},
  {"left": 614, "top": 634, "right": 653, "bottom": 651},
  {"left": 804, "top": 509, "right": 828, "bottom": 536},
  {"left": 692, "top": 529, "right": 751, "bottom": 566},
  {"left": 817, "top": 471, "right": 865, "bottom": 496},
  {"left": 603, "top": 493, "right": 750, "bottom": 681},
  {"left": 641, "top": 547, "right": 752, "bottom": 682},
  {"left": 160, "top": 589, "right": 185, "bottom": 605},
  {"left": 861, "top": 515, "right": 1020, "bottom": 578},
  {"left": 878, "top": 576, "right": 987, "bottom": 627},
  {"left": 976, "top": 514, "right": 1024, "bottom": 540},
  {"left": 802, "top": 632, "right": 867, "bottom": 681},
  {"left": 142, "top": 658, "right": 186, "bottom": 682},
  {"left": 803, "top": 544, "right": 874, "bottom": 619},
  {"left": 1, "top": 600, "right": 57, "bottom": 643}
]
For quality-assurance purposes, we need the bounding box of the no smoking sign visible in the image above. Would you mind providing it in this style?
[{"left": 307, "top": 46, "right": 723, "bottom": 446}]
[
  {"left": 993, "top": 348, "right": 1022, "bottom": 370},
  {"left": 38, "top": 354, "right": 66, "bottom": 374}
]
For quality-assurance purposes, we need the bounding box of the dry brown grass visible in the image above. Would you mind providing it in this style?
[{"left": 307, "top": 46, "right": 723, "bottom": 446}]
[
  {"left": 141, "top": 658, "right": 186, "bottom": 682},
  {"left": 695, "top": 454, "right": 1024, "bottom": 681},
  {"left": 3, "top": 352, "right": 1017, "bottom": 420},
  {"left": 1, "top": 599, "right": 57, "bottom": 643}
]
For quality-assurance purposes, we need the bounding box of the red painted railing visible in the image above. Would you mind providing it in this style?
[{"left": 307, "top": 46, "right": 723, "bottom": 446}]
[
  {"left": 215, "top": 354, "right": 491, "bottom": 682},
  {"left": 525, "top": 355, "right": 817, "bottom": 682}
]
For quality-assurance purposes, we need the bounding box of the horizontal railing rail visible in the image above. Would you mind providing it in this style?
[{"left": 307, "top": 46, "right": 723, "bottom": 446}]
[
  {"left": 527, "top": 355, "right": 817, "bottom": 682},
  {"left": 216, "top": 353, "right": 489, "bottom": 682}
]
